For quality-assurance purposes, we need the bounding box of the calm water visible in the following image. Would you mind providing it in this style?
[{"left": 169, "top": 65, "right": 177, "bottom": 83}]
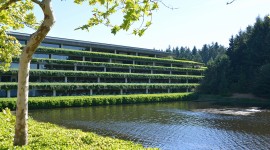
[{"left": 29, "top": 100, "right": 270, "bottom": 150}]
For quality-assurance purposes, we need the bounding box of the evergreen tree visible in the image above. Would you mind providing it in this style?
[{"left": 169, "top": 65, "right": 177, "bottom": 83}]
[
  {"left": 192, "top": 46, "right": 198, "bottom": 55},
  {"left": 200, "top": 44, "right": 209, "bottom": 64},
  {"left": 199, "top": 54, "right": 230, "bottom": 95},
  {"left": 166, "top": 45, "right": 172, "bottom": 53},
  {"left": 200, "top": 15, "right": 270, "bottom": 97},
  {"left": 253, "top": 64, "right": 270, "bottom": 98},
  {"left": 175, "top": 46, "right": 180, "bottom": 58}
]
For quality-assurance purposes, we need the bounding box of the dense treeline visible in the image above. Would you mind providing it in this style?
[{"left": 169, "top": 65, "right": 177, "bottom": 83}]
[
  {"left": 165, "top": 42, "right": 226, "bottom": 64},
  {"left": 199, "top": 16, "right": 270, "bottom": 99}
]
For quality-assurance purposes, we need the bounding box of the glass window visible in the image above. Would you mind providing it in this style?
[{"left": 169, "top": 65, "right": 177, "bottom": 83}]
[
  {"left": 11, "top": 90, "right": 17, "bottom": 97},
  {"left": 1, "top": 76, "right": 11, "bottom": 82},
  {"left": 68, "top": 56, "right": 82, "bottom": 61},
  {"left": 66, "top": 90, "right": 78, "bottom": 96},
  {"left": 10, "top": 63, "right": 19, "bottom": 69},
  {"left": 51, "top": 77, "right": 65, "bottom": 82},
  {"left": 85, "top": 57, "right": 93, "bottom": 61},
  {"left": 30, "top": 63, "right": 37, "bottom": 69},
  {"left": 39, "top": 64, "right": 44, "bottom": 70},
  {"left": 68, "top": 77, "right": 76, "bottom": 82},
  {"left": 41, "top": 42, "right": 60, "bottom": 48},
  {"left": 33, "top": 54, "right": 49, "bottom": 59},
  {"left": 18, "top": 40, "right": 26, "bottom": 45},
  {"left": 95, "top": 89, "right": 120, "bottom": 95},
  {"left": 122, "top": 60, "right": 133, "bottom": 64},
  {"left": 108, "top": 68, "right": 129, "bottom": 73},
  {"left": 41, "top": 77, "right": 50, "bottom": 82},
  {"left": 50, "top": 65, "right": 74, "bottom": 70},
  {"left": 77, "top": 66, "right": 103, "bottom": 72},
  {"left": 74, "top": 90, "right": 89, "bottom": 96},
  {"left": 29, "top": 90, "right": 36, "bottom": 97},
  {"left": 62, "top": 45, "right": 88, "bottom": 51},
  {"left": 51, "top": 54, "right": 68, "bottom": 60},
  {"left": 35, "top": 90, "right": 53, "bottom": 96},
  {"left": 11, "top": 76, "right": 17, "bottom": 82},
  {"left": 0, "top": 90, "right": 6, "bottom": 97},
  {"left": 39, "top": 64, "right": 50, "bottom": 70},
  {"left": 92, "top": 48, "right": 114, "bottom": 53},
  {"left": 76, "top": 77, "right": 96, "bottom": 83},
  {"left": 29, "top": 76, "right": 40, "bottom": 82},
  {"left": 56, "top": 90, "right": 69, "bottom": 96},
  {"left": 92, "top": 58, "right": 109, "bottom": 62}
]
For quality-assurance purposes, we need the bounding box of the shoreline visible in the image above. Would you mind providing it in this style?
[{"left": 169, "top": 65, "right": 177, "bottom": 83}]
[{"left": 0, "top": 92, "right": 197, "bottom": 110}]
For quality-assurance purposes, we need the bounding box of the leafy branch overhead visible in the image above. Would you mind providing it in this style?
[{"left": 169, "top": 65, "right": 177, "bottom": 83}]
[
  {"left": 74, "top": 0, "right": 159, "bottom": 36},
  {"left": 0, "top": 0, "right": 37, "bottom": 71}
]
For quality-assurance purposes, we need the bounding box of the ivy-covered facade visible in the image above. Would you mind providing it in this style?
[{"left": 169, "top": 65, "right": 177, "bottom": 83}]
[{"left": 0, "top": 32, "right": 204, "bottom": 97}]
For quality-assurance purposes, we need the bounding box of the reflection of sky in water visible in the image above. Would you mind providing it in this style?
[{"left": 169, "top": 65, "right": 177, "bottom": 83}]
[
  {"left": 194, "top": 107, "right": 262, "bottom": 116},
  {"left": 30, "top": 101, "right": 270, "bottom": 150},
  {"left": 65, "top": 119, "right": 270, "bottom": 150}
]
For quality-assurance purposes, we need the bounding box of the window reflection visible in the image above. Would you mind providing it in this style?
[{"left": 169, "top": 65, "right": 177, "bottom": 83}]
[
  {"left": 0, "top": 90, "right": 6, "bottom": 97},
  {"left": 41, "top": 42, "right": 60, "bottom": 48},
  {"left": 52, "top": 54, "right": 68, "bottom": 60},
  {"left": 62, "top": 45, "right": 88, "bottom": 51},
  {"left": 10, "top": 63, "right": 19, "bottom": 69},
  {"left": 11, "top": 90, "right": 17, "bottom": 97},
  {"left": 18, "top": 40, "right": 26, "bottom": 45},
  {"left": 30, "top": 64, "right": 37, "bottom": 69},
  {"left": 33, "top": 54, "right": 49, "bottom": 59}
]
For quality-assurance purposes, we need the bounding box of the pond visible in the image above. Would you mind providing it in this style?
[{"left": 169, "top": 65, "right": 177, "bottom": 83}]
[{"left": 29, "top": 100, "right": 270, "bottom": 150}]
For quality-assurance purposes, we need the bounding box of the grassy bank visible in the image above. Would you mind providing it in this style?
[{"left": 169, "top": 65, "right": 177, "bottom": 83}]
[
  {"left": 0, "top": 93, "right": 197, "bottom": 110},
  {"left": 0, "top": 109, "right": 155, "bottom": 149}
]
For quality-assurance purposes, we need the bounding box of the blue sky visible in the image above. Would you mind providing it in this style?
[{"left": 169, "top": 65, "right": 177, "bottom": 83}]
[{"left": 17, "top": 0, "right": 270, "bottom": 50}]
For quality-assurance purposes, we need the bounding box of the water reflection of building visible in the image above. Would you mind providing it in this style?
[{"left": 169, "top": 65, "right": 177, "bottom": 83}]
[{"left": 0, "top": 32, "right": 204, "bottom": 97}]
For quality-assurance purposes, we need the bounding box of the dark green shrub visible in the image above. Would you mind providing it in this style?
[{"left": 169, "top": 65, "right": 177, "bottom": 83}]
[
  {"left": 253, "top": 64, "right": 270, "bottom": 99},
  {"left": 0, "top": 93, "right": 198, "bottom": 110}
]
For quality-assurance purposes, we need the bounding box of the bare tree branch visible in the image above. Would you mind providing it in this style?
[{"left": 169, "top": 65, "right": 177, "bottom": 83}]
[
  {"left": 227, "top": 0, "right": 236, "bottom": 5},
  {"left": 151, "top": 0, "right": 178, "bottom": 10},
  {"left": 0, "top": 0, "right": 20, "bottom": 11}
]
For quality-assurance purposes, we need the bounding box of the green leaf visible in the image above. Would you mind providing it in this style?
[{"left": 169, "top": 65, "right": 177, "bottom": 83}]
[
  {"left": 145, "top": 21, "right": 151, "bottom": 27},
  {"left": 111, "top": 25, "right": 120, "bottom": 35}
]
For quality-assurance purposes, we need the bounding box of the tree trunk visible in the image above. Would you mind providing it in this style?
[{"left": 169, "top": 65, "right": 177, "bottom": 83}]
[{"left": 13, "top": 0, "right": 55, "bottom": 146}]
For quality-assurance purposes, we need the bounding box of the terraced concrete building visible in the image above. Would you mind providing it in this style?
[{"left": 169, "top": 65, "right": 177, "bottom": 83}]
[{"left": 0, "top": 32, "right": 205, "bottom": 97}]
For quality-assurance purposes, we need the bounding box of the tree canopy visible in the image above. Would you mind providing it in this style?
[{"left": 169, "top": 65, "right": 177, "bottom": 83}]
[
  {"left": 164, "top": 42, "right": 226, "bottom": 64},
  {"left": 0, "top": 1, "right": 37, "bottom": 71},
  {"left": 199, "top": 15, "right": 270, "bottom": 98}
]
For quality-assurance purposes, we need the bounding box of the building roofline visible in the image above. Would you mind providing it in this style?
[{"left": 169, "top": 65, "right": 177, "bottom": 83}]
[{"left": 8, "top": 31, "right": 171, "bottom": 56}]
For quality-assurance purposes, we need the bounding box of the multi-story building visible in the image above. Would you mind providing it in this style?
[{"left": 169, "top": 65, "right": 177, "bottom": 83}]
[{"left": 0, "top": 32, "right": 205, "bottom": 97}]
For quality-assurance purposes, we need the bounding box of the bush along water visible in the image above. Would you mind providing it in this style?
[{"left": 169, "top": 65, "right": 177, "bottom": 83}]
[{"left": 0, "top": 93, "right": 198, "bottom": 110}]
